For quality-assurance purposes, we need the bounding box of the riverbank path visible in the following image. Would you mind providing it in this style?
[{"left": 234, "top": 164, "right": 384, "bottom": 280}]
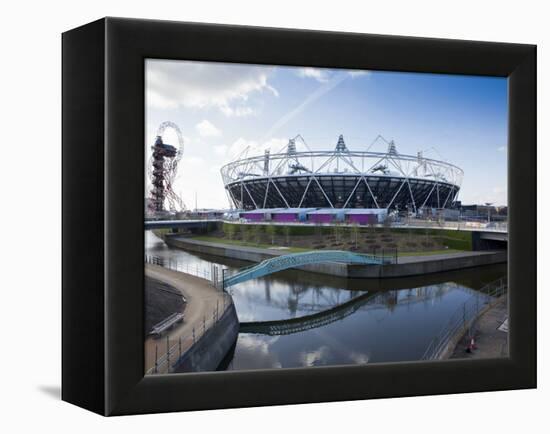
[
  {"left": 144, "top": 264, "right": 230, "bottom": 373},
  {"left": 450, "top": 295, "right": 508, "bottom": 359}
]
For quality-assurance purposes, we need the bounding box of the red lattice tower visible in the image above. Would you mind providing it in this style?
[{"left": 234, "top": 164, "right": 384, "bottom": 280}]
[{"left": 147, "top": 121, "right": 185, "bottom": 213}]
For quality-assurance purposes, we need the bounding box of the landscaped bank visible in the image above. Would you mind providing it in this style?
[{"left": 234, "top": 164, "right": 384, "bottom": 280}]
[
  {"left": 164, "top": 234, "right": 506, "bottom": 279},
  {"left": 219, "top": 222, "right": 474, "bottom": 252}
]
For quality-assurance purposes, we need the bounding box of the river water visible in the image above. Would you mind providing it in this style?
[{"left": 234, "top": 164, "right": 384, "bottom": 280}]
[{"left": 145, "top": 231, "right": 506, "bottom": 370}]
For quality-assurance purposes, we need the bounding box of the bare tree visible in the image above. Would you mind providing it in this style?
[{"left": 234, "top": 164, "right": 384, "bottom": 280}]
[
  {"left": 266, "top": 224, "right": 277, "bottom": 245},
  {"left": 382, "top": 215, "right": 392, "bottom": 233},
  {"left": 333, "top": 223, "right": 342, "bottom": 245},
  {"left": 240, "top": 224, "right": 251, "bottom": 243},
  {"left": 253, "top": 224, "right": 264, "bottom": 244},
  {"left": 283, "top": 225, "right": 291, "bottom": 246},
  {"left": 315, "top": 222, "right": 323, "bottom": 243},
  {"left": 225, "top": 223, "right": 236, "bottom": 240},
  {"left": 350, "top": 223, "right": 360, "bottom": 250}
]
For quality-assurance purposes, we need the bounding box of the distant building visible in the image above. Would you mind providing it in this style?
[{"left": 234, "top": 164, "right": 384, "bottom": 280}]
[
  {"left": 239, "top": 208, "right": 387, "bottom": 225},
  {"left": 460, "top": 204, "right": 507, "bottom": 221}
]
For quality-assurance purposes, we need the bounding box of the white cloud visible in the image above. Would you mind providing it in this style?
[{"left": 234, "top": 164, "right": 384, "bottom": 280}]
[
  {"left": 349, "top": 351, "right": 370, "bottom": 364},
  {"left": 146, "top": 59, "right": 278, "bottom": 116},
  {"left": 296, "top": 67, "right": 331, "bottom": 82},
  {"left": 348, "top": 70, "right": 370, "bottom": 78},
  {"left": 183, "top": 155, "right": 205, "bottom": 165},
  {"left": 497, "top": 145, "right": 507, "bottom": 152},
  {"left": 213, "top": 144, "right": 228, "bottom": 156},
  {"left": 225, "top": 137, "right": 289, "bottom": 159},
  {"left": 296, "top": 67, "right": 368, "bottom": 82},
  {"left": 196, "top": 119, "right": 222, "bottom": 137},
  {"left": 237, "top": 334, "right": 280, "bottom": 355},
  {"left": 219, "top": 105, "right": 255, "bottom": 117},
  {"left": 227, "top": 138, "right": 255, "bottom": 159},
  {"left": 264, "top": 138, "right": 290, "bottom": 152},
  {"left": 299, "top": 346, "right": 330, "bottom": 367}
]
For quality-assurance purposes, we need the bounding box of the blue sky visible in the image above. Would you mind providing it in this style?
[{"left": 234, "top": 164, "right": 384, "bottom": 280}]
[{"left": 146, "top": 60, "right": 508, "bottom": 209}]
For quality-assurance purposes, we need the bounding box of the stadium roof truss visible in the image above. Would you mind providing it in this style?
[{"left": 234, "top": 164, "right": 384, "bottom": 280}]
[{"left": 220, "top": 136, "right": 463, "bottom": 212}]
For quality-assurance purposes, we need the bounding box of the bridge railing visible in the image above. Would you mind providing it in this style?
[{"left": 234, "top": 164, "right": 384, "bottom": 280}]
[
  {"left": 221, "top": 248, "right": 398, "bottom": 288},
  {"left": 367, "top": 248, "right": 398, "bottom": 264},
  {"left": 421, "top": 276, "right": 508, "bottom": 360},
  {"left": 146, "top": 247, "right": 397, "bottom": 293},
  {"left": 396, "top": 219, "right": 508, "bottom": 233}
]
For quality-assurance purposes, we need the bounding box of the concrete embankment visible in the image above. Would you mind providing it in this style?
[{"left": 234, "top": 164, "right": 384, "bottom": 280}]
[
  {"left": 348, "top": 251, "right": 507, "bottom": 278},
  {"left": 144, "top": 264, "right": 239, "bottom": 373},
  {"left": 164, "top": 235, "right": 507, "bottom": 279},
  {"left": 174, "top": 302, "right": 239, "bottom": 372}
]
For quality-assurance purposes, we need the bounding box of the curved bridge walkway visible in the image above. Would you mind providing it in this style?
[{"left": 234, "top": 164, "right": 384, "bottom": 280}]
[{"left": 223, "top": 250, "right": 393, "bottom": 288}]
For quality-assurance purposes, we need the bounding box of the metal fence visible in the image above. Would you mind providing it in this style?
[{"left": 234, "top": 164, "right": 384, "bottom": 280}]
[
  {"left": 144, "top": 254, "right": 231, "bottom": 374},
  {"left": 421, "top": 276, "right": 508, "bottom": 360},
  {"left": 399, "top": 219, "right": 508, "bottom": 233},
  {"left": 146, "top": 292, "right": 232, "bottom": 375},
  {"left": 145, "top": 254, "right": 224, "bottom": 289},
  {"left": 221, "top": 218, "right": 508, "bottom": 233}
]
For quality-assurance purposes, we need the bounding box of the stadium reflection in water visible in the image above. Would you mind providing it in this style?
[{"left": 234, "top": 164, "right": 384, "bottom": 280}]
[{"left": 146, "top": 232, "right": 506, "bottom": 370}]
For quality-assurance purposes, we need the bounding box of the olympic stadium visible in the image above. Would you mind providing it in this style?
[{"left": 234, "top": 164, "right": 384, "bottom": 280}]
[{"left": 220, "top": 135, "right": 463, "bottom": 214}]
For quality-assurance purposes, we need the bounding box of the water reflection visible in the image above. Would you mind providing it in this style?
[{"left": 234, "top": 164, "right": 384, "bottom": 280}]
[{"left": 145, "top": 231, "right": 506, "bottom": 369}]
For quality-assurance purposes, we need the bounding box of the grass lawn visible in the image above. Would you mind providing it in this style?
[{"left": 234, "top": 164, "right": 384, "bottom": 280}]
[{"left": 190, "top": 235, "right": 464, "bottom": 257}]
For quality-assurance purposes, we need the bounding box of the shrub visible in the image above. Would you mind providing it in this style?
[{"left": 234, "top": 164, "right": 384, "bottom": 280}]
[{"left": 224, "top": 223, "right": 236, "bottom": 240}]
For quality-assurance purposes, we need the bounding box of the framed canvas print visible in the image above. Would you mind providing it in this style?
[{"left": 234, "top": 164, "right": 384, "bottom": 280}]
[{"left": 62, "top": 17, "right": 536, "bottom": 415}]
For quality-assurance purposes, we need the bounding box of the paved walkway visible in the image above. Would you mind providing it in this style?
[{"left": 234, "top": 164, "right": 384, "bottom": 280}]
[
  {"left": 144, "top": 264, "right": 230, "bottom": 373},
  {"left": 450, "top": 295, "right": 508, "bottom": 359}
]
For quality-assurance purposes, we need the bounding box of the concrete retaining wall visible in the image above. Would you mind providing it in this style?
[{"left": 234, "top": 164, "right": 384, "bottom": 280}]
[
  {"left": 173, "top": 303, "right": 239, "bottom": 372},
  {"left": 165, "top": 235, "right": 506, "bottom": 279},
  {"left": 347, "top": 251, "right": 508, "bottom": 278}
]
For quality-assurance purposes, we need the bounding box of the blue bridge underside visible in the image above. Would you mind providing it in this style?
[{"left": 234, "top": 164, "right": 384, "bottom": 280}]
[{"left": 224, "top": 250, "right": 387, "bottom": 288}]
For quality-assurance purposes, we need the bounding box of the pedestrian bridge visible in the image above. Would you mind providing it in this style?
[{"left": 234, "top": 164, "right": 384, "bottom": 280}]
[
  {"left": 144, "top": 219, "right": 219, "bottom": 230},
  {"left": 223, "top": 250, "right": 393, "bottom": 288}
]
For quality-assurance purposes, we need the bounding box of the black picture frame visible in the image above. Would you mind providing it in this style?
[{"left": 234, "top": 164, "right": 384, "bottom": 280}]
[{"left": 62, "top": 17, "right": 536, "bottom": 416}]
